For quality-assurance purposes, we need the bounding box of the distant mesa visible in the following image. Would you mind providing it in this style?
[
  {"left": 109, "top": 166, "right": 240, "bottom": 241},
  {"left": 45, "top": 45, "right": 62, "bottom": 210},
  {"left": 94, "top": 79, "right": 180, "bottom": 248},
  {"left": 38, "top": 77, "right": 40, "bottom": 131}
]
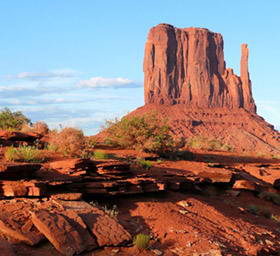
[
  {"left": 127, "top": 23, "right": 280, "bottom": 154},
  {"left": 144, "top": 23, "right": 256, "bottom": 112}
]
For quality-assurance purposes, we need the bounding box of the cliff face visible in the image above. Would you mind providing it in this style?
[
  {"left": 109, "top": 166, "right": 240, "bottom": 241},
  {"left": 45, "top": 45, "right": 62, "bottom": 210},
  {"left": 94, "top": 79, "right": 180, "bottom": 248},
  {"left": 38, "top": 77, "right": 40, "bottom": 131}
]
[{"left": 144, "top": 24, "right": 256, "bottom": 113}]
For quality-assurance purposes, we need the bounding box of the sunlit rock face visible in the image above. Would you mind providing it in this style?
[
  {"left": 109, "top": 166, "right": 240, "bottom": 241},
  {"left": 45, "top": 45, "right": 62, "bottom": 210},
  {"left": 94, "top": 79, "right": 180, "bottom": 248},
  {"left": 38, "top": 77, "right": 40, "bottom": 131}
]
[{"left": 144, "top": 23, "right": 256, "bottom": 113}]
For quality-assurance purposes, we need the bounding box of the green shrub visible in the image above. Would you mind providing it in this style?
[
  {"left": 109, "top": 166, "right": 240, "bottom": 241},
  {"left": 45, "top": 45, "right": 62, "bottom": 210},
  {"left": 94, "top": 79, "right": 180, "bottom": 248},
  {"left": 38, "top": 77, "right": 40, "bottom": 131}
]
[
  {"left": 104, "top": 113, "right": 180, "bottom": 156},
  {"left": 0, "top": 108, "right": 30, "bottom": 130},
  {"left": 48, "top": 127, "right": 85, "bottom": 157},
  {"left": 5, "top": 146, "right": 44, "bottom": 162},
  {"left": 186, "top": 136, "right": 233, "bottom": 152},
  {"left": 136, "top": 159, "right": 153, "bottom": 170},
  {"left": 133, "top": 233, "right": 150, "bottom": 249}
]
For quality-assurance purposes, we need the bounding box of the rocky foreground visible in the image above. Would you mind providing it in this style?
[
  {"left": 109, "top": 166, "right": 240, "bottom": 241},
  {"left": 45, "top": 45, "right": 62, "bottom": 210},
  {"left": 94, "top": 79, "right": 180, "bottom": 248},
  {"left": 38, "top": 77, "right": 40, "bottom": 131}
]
[{"left": 0, "top": 132, "right": 280, "bottom": 255}]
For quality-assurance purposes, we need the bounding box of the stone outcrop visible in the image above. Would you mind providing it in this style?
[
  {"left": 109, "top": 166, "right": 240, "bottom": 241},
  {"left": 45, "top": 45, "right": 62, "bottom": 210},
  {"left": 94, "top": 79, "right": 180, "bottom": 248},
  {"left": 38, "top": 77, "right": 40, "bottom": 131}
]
[{"left": 144, "top": 24, "right": 256, "bottom": 112}]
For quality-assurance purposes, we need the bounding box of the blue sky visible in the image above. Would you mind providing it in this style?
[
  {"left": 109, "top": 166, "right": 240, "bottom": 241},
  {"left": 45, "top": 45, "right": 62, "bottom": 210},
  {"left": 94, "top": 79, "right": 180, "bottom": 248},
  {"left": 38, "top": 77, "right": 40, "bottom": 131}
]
[{"left": 0, "top": 1, "right": 279, "bottom": 134}]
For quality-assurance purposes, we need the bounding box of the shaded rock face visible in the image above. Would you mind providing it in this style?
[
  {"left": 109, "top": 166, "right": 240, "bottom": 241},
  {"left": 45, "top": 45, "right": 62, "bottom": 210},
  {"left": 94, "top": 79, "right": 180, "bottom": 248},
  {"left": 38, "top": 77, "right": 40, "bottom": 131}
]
[{"left": 144, "top": 24, "right": 256, "bottom": 113}]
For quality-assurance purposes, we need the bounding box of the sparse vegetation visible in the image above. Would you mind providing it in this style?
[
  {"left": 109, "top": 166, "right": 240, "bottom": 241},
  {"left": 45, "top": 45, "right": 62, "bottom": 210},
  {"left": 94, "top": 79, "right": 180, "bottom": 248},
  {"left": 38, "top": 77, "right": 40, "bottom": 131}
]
[
  {"left": 186, "top": 136, "right": 234, "bottom": 152},
  {"left": 136, "top": 159, "right": 153, "bottom": 169},
  {"left": 86, "top": 136, "right": 98, "bottom": 149},
  {"left": 133, "top": 233, "right": 150, "bottom": 249},
  {"left": 258, "top": 191, "right": 280, "bottom": 206},
  {"left": 48, "top": 127, "right": 86, "bottom": 157},
  {"left": 247, "top": 204, "right": 271, "bottom": 218},
  {"left": 271, "top": 214, "right": 280, "bottom": 223},
  {"left": 89, "top": 201, "right": 118, "bottom": 219},
  {"left": 104, "top": 113, "right": 182, "bottom": 156},
  {"left": 0, "top": 108, "right": 30, "bottom": 130},
  {"left": 33, "top": 121, "right": 49, "bottom": 135},
  {"left": 5, "top": 146, "right": 44, "bottom": 162},
  {"left": 93, "top": 150, "right": 110, "bottom": 160}
]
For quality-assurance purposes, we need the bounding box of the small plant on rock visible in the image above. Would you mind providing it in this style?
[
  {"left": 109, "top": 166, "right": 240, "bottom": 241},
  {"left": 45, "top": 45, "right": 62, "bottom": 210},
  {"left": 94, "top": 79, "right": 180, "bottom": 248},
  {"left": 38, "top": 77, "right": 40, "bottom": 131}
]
[
  {"left": 136, "top": 159, "right": 153, "bottom": 170},
  {"left": 133, "top": 233, "right": 150, "bottom": 250}
]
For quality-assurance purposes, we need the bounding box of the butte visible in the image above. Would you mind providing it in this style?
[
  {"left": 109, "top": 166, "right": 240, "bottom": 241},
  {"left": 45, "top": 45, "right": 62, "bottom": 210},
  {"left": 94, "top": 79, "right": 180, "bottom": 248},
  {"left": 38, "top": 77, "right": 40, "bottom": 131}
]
[{"left": 128, "top": 23, "right": 280, "bottom": 154}]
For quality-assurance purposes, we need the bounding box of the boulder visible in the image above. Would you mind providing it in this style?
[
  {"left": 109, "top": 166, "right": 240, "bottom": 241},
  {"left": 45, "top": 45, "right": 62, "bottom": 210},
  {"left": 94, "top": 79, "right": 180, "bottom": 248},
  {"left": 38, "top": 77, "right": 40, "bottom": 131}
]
[
  {"left": 56, "top": 200, "right": 132, "bottom": 247},
  {"left": 31, "top": 210, "right": 89, "bottom": 256},
  {"left": 48, "top": 158, "right": 96, "bottom": 176},
  {"left": 232, "top": 180, "right": 257, "bottom": 191}
]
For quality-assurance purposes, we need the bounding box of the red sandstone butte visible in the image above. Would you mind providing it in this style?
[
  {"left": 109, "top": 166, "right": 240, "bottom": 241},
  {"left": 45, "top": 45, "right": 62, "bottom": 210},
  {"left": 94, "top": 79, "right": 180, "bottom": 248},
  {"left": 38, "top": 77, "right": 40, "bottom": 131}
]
[{"left": 144, "top": 24, "right": 256, "bottom": 112}]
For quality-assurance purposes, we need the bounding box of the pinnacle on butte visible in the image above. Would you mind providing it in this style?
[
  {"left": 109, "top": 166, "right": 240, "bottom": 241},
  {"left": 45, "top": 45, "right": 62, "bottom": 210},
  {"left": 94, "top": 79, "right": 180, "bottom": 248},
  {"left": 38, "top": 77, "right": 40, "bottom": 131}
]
[
  {"left": 126, "top": 23, "right": 280, "bottom": 154},
  {"left": 144, "top": 23, "right": 256, "bottom": 113}
]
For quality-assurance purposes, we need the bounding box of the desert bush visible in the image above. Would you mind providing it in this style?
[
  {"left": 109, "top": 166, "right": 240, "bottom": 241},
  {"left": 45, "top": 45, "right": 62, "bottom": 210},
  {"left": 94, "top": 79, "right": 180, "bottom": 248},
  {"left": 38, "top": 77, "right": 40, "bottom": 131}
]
[
  {"left": 48, "top": 127, "right": 86, "bottom": 157},
  {"left": 0, "top": 108, "right": 30, "bottom": 130},
  {"left": 85, "top": 136, "right": 98, "bottom": 149},
  {"left": 20, "top": 121, "right": 49, "bottom": 135},
  {"left": 33, "top": 121, "right": 49, "bottom": 135},
  {"left": 104, "top": 114, "right": 180, "bottom": 156},
  {"left": 133, "top": 233, "right": 150, "bottom": 249},
  {"left": 186, "top": 136, "right": 233, "bottom": 152},
  {"left": 5, "top": 146, "right": 44, "bottom": 162},
  {"left": 136, "top": 159, "right": 153, "bottom": 169}
]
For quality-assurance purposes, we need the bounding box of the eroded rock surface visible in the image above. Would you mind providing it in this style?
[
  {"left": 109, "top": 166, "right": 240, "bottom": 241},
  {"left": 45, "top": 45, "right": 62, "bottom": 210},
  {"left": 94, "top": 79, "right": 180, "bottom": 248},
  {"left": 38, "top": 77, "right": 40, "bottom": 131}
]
[{"left": 144, "top": 24, "right": 256, "bottom": 112}]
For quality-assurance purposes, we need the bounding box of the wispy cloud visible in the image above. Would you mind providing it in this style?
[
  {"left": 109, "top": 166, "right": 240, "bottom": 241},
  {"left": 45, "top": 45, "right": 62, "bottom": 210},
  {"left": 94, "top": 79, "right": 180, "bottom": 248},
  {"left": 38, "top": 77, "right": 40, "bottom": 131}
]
[
  {"left": 8, "top": 69, "right": 79, "bottom": 81},
  {"left": 78, "top": 76, "right": 142, "bottom": 89},
  {"left": 256, "top": 99, "right": 280, "bottom": 130}
]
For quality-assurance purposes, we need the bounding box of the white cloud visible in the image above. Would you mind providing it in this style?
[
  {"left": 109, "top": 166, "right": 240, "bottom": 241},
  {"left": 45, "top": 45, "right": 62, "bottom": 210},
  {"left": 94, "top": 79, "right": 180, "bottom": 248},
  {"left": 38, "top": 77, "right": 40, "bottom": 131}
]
[
  {"left": 78, "top": 76, "right": 141, "bottom": 88},
  {"left": 8, "top": 69, "right": 79, "bottom": 81}
]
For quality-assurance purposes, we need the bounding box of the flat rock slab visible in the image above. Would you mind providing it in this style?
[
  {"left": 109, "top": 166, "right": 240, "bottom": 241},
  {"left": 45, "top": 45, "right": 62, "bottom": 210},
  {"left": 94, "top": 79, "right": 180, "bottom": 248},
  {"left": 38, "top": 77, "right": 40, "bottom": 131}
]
[
  {"left": 48, "top": 158, "right": 96, "bottom": 176},
  {"left": 56, "top": 200, "right": 132, "bottom": 247},
  {"left": 50, "top": 193, "right": 83, "bottom": 201},
  {"left": 0, "top": 131, "right": 40, "bottom": 142},
  {"left": 31, "top": 209, "right": 90, "bottom": 256}
]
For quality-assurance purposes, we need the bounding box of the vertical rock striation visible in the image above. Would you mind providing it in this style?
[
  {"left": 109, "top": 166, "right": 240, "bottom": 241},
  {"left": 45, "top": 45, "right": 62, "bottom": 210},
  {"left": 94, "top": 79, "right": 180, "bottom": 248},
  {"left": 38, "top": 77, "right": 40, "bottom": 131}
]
[{"left": 144, "top": 24, "right": 256, "bottom": 113}]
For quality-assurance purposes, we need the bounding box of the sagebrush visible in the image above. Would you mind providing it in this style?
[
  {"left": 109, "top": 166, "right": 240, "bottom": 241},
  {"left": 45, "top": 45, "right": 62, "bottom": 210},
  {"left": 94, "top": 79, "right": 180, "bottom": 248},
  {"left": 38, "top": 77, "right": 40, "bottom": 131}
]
[
  {"left": 48, "top": 127, "right": 85, "bottom": 157},
  {"left": 104, "top": 113, "right": 182, "bottom": 155}
]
